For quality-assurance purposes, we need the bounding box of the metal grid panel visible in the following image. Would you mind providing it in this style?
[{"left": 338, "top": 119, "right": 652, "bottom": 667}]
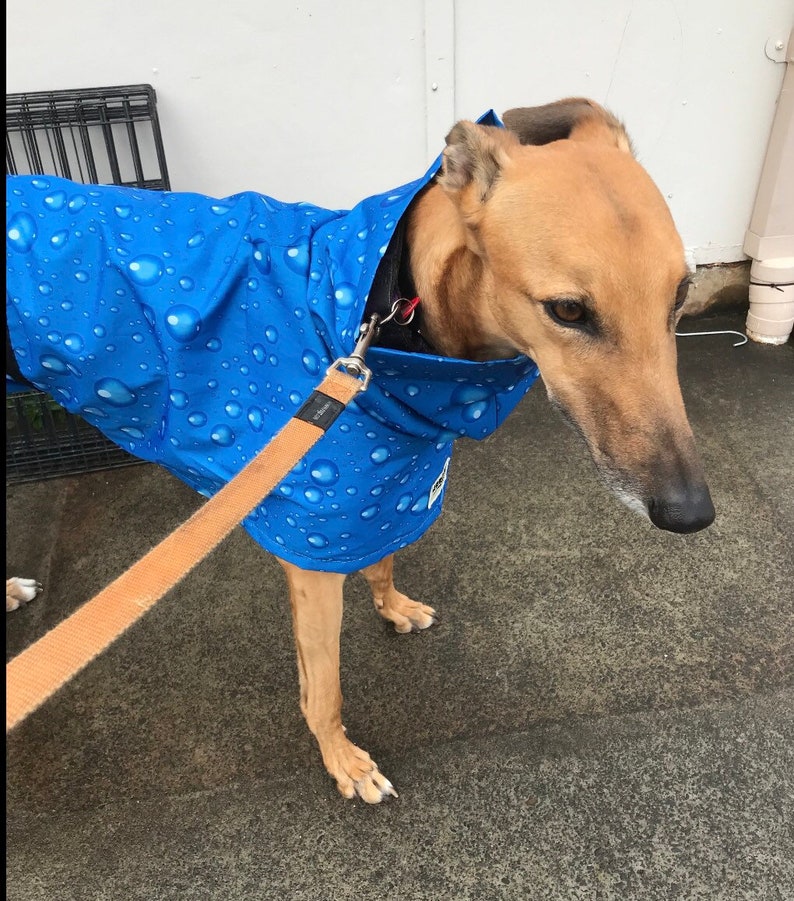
[
  {"left": 6, "top": 84, "right": 170, "bottom": 189},
  {"left": 6, "top": 84, "right": 170, "bottom": 483},
  {"left": 6, "top": 391, "right": 140, "bottom": 484}
]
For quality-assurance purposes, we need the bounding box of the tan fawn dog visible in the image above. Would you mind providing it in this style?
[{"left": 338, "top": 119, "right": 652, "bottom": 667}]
[
  {"left": 6, "top": 99, "right": 714, "bottom": 801},
  {"left": 278, "top": 99, "right": 714, "bottom": 802}
]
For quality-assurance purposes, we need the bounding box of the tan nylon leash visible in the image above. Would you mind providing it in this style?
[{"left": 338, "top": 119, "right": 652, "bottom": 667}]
[{"left": 6, "top": 357, "right": 372, "bottom": 732}]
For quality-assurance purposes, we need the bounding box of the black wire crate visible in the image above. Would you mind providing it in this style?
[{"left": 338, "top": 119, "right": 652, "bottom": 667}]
[
  {"left": 6, "top": 390, "right": 140, "bottom": 484},
  {"left": 6, "top": 84, "right": 170, "bottom": 190},
  {"left": 6, "top": 84, "right": 170, "bottom": 484}
]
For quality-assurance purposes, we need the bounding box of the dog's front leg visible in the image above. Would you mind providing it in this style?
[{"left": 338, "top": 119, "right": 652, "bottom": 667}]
[
  {"left": 362, "top": 555, "right": 438, "bottom": 633},
  {"left": 279, "top": 559, "right": 397, "bottom": 803}
]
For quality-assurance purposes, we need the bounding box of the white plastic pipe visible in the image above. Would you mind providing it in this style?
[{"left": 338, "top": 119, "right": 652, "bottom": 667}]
[
  {"left": 743, "top": 30, "right": 793, "bottom": 345},
  {"left": 746, "top": 257, "right": 794, "bottom": 345}
]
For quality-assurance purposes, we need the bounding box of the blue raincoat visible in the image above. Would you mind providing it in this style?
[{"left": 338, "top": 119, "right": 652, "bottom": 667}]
[{"left": 6, "top": 111, "right": 540, "bottom": 572}]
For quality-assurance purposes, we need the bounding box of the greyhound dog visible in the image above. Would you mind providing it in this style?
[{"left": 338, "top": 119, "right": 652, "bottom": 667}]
[{"left": 6, "top": 99, "right": 714, "bottom": 801}]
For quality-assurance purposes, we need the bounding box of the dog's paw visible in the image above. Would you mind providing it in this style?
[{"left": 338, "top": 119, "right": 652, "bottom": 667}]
[
  {"left": 6, "top": 577, "right": 42, "bottom": 612},
  {"left": 325, "top": 741, "right": 398, "bottom": 804},
  {"left": 377, "top": 592, "right": 438, "bottom": 634}
]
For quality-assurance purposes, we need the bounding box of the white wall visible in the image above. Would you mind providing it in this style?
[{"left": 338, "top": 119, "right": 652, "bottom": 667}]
[{"left": 6, "top": 0, "right": 793, "bottom": 265}]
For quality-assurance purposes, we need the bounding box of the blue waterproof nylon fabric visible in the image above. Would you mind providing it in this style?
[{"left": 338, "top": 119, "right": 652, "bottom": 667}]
[{"left": 6, "top": 111, "right": 540, "bottom": 572}]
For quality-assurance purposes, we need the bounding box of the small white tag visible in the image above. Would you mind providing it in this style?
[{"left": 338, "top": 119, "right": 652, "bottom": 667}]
[{"left": 428, "top": 458, "right": 450, "bottom": 509}]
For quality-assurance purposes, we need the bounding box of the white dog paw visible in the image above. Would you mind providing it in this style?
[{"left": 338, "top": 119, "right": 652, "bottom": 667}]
[{"left": 6, "top": 577, "right": 42, "bottom": 612}]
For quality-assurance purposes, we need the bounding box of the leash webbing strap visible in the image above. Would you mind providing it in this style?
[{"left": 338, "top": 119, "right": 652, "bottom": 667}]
[{"left": 6, "top": 368, "right": 363, "bottom": 733}]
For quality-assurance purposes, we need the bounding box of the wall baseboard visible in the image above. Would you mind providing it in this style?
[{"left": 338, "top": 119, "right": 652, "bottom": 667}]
[{"left": 683, "top": 261, "right": 750, "bottom": 318}]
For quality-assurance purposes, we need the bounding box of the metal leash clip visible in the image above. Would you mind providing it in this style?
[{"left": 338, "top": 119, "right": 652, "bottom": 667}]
[
  {"left": 328, "top": 296, "right": 421, "bottom": 391},
  {"left": 328, "top": 313, "right": 382, "bottom": 391}
]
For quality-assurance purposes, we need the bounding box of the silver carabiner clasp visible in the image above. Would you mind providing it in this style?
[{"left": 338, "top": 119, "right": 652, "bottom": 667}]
[{"left": 327, "top": 313, "right": 381, "bottom": 391}]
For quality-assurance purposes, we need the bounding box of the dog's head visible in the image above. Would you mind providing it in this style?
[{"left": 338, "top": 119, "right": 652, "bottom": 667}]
[{"left": 435, "top": 98, "right": 714, "bottom": 533}]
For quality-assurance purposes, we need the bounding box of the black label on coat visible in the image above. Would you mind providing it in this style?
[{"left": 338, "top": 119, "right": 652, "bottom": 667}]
[{"left": 295, "top": 391, "right": 345, "bottom": 431}]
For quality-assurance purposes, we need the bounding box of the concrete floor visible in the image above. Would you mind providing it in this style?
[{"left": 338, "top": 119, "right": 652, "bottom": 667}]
[{"left": 6, "top": 312, "right": 793, "bottom": 901}]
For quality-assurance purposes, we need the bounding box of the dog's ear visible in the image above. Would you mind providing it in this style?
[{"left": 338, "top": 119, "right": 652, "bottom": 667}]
[
  {"left": 437, "top": 122, "right": 520, "bottom": 203},
  {"left": 503, "top": 98, "right": 634, "bottom": 156}
]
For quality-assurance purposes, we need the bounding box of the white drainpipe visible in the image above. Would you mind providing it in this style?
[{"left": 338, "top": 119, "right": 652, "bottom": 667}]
[{"left": 743, "top": 29, "right": 794, "bottom": 345}]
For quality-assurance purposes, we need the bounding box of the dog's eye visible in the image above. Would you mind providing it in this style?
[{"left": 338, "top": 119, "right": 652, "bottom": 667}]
[
  {"left": 546, "top": 300, "right": 588, "bottom": 326},
  {"left": 674, "top": 278, "right": 691, "bottom": 312}
]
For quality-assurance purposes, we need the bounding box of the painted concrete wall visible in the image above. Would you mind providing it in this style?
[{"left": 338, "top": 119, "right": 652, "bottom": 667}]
[{"left": 6, "top": 0, "right": 793, "bottom": 265}]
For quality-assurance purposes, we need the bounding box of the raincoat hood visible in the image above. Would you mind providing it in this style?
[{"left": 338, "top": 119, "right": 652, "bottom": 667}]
[{"left": 6, "top": 111, "right": 540, "bottom": 572}]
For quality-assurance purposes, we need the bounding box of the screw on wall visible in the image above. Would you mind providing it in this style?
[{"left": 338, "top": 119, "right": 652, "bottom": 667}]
[{"left": 765, "top": 35, "right": 790, "bottom": 63}]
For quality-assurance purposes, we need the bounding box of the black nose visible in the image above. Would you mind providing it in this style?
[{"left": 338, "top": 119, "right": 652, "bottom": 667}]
[{"left": 648, "top": 484, "right": 715, "bottom": 533}]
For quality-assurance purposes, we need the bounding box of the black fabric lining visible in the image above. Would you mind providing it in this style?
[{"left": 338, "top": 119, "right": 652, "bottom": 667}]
[{"left": 364, "top": 216, "right": 439, "bottom": 355}]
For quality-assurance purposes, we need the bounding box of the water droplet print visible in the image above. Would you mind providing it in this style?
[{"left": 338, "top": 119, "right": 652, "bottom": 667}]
[
  {"left": 247, "top": 407, "right": 264, "bottom": 431},
  {"left": 284, "top": 237, "right": 310, "bottom": 275},
  {"left": 95, "top": 377, "right": 137, "bottom": 406},
  {"left": 7, "top": 213, "right": 37, "bottom": 252},
  {"left": 165, "top": 305, "right": 202, "bottom": 342},
  {"left": 396, "top": 494, "right": 413, "bottom": 513},
  {"left": 307, "top": 533, "right": 329, "bottom": 549},
  {"left": 310, "top": 460, "right": 339, "bottom": 486},
  {"left": 163, "top": 390, "right": 188, "bottom": 412},
  {"left": 188, "top": 411, "right": 207, "bottom": 427},
  {"left": 450, "top": 384, "right": 494, "bottom": 422},
  {"left": 411, "top": 495, "right": 429, "bottom": 514},
  {"left": 301, "top": 350, "right": 320, "bottom": 376},
  {"left": 67, "top": 195, "right": 87, "bottom": 212},
  {"left": 253, "top": 243, "right": 271, "bottom": 275},
  {"left": 210, "top": 424, "right": 234, "bottom": 446},
  {"left": 141, "top": 305, "right": 156, "bottom": 328},
  {"left": 370, "top": 446, "right": 390, "bottom": 464},
  {"left": 187, "top": 231, "right": 205, "bottom": 248},
  {"left": 43, "top": 191, "right": 67, "bottom": 211},
  {"left": 128, "top": 255, "right": 164, "bottom": 286},
  {"left": 380, "top": 193, "right": 405, "bottom": 207},
  {"left": 334, "top": 283, "right": 356, "bottom": 309},
  {"left": 63, "top": 334, "right": 84, "bottom": 354},
  {"left": 50, "top": 230, "right": 69, "bottom": 249},
  {"left": 39, "top": 353, "right": 68, "bottom": 374}
]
